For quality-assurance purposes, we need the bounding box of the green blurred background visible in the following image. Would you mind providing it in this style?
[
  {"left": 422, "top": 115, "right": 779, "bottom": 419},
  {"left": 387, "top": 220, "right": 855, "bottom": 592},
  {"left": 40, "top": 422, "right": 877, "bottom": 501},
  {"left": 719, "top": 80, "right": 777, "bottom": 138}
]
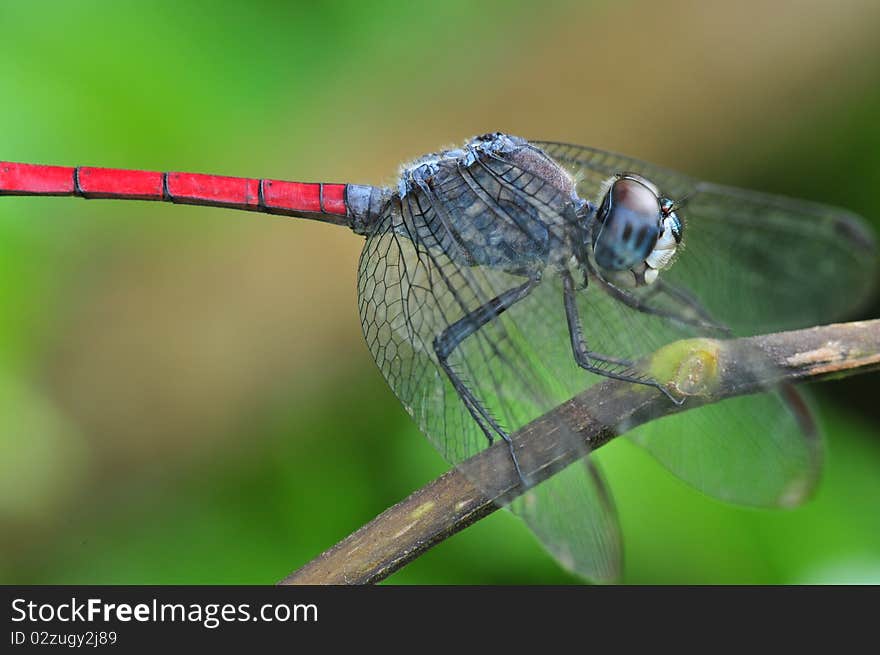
[{"left": 2, "top": 0, "right": 879, "bottom": 584}]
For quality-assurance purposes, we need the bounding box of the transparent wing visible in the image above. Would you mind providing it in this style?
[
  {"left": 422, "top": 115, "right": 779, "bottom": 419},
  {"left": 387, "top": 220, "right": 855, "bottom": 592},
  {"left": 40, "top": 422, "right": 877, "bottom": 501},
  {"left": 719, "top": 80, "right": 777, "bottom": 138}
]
[
  {"left": 357, "top": 148, "right": 622, "bottom": 581},
  {"left": 537, "top": 275, "right": 823, "bottom": 507},
  {"left": 536, "top": 141, "right": 877, "bottom": 333},
  {"left": 510, "top": 459, "right": 621, "bottom": 583},
  {"left": 529, "top": 140, "right": 877, "bottom": 505}
]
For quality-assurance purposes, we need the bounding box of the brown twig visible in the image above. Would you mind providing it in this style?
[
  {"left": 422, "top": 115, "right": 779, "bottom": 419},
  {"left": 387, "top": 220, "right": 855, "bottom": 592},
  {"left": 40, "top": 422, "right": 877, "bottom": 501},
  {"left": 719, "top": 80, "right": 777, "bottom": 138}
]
[{"left": 279, "top": 319, "right": 880, "bottom": 585}]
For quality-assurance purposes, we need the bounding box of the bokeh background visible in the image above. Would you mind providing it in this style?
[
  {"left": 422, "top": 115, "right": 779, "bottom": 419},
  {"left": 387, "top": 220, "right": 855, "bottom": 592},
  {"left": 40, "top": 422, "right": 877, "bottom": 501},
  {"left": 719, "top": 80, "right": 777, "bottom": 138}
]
[{"left": 2, "top": 0, "right": 880, "bottom": 584}]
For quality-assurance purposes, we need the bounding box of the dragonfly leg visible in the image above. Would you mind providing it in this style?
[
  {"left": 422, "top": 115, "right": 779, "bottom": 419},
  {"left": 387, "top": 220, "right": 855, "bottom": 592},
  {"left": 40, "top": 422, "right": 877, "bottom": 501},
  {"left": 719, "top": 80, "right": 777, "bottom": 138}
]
[
  {"left": 433, "top": 277, "right": 539, "bottom": 480},
  {"left": 561, "top": 270, "right": 685, "bottom": 405},
  {"left": 585, "top": 260, "right": 730, "bottom": 335},
  {"left": 653, "top": 279, "right": 732, "bottom": 335}
]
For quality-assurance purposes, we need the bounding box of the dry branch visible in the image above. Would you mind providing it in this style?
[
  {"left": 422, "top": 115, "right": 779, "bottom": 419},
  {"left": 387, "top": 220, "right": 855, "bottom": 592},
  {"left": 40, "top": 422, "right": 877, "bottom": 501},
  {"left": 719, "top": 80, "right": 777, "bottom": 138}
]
[{"left": 279, "top": 319, "right": 880, "bottom": 585}]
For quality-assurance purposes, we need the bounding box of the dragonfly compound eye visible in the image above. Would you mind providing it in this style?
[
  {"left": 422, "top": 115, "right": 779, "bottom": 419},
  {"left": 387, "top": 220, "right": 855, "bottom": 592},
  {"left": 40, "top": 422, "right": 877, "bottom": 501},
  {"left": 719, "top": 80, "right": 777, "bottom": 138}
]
[{"left": 592, "top": 175, "right": 661, "bottom": 271}]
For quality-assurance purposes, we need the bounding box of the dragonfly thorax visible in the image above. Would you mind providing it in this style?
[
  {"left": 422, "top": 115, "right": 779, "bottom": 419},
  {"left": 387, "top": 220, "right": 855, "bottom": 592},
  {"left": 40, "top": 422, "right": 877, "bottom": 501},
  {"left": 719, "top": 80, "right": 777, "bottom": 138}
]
[{"left": 390, "top": 133, "right": 583, "bottom": 272}]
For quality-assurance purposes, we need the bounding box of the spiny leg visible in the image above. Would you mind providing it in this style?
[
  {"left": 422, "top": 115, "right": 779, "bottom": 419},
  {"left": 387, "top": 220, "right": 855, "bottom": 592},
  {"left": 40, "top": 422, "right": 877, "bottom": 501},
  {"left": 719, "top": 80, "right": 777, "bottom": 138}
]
[
  {"left": 653, "top": 279, "right": 731, "bottom": 335},
  {"left": 584, "top": 259, "right": 729, "bottom": 335},
  {"left": 433, "top": 276, "right": 539, "bottom": 480},
  {"left": 561, "top": 269, "right": 684, "bottom": 405}
]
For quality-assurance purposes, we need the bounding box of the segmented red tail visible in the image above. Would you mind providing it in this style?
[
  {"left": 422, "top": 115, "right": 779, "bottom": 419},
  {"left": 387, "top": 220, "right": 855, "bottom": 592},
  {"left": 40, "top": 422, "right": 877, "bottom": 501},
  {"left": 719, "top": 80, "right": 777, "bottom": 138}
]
[{"left": 0, "top": 161, "right": 363, "bottom": 227}]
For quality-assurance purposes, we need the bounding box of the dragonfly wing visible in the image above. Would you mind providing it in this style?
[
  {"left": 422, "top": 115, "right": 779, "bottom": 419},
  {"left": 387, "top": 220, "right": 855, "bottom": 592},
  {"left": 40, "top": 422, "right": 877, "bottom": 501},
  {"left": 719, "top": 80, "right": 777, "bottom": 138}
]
[
  {"left": 510, "top": 458, "right": 621, "bottom": 583},
  {"left": 631, "top": 386, "right": 822, "bottom": 508},
  {"left": 506, "top": 271, "right": 822, "bottom": 507},
  {"left": 530, "top": 141, "right": 876, "bottom": 506},
  {"left": 535, "top": 140, "right": 877, "bottom": 333}
]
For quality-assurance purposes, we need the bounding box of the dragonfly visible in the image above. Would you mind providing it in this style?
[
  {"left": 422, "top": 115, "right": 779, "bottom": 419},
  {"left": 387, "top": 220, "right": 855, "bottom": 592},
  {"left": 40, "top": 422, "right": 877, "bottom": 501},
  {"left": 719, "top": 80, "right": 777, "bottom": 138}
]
[{"left": 1, "top": 133, "right": 875, "bottom": 582}]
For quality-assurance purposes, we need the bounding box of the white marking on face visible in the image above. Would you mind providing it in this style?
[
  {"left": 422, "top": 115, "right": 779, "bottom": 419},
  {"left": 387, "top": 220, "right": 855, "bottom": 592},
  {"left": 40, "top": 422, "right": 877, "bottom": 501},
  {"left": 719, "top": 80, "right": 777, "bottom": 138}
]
[{"left": 643, "top": 215, "right": 680, "bottom": 282}]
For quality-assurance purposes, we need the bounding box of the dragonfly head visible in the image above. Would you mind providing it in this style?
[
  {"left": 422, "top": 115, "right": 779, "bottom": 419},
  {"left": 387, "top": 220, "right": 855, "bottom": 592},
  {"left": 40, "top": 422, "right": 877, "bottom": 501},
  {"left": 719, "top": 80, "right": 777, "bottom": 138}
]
[{"left": 590, "top": 173, "right": 683, "bottom": 287}]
